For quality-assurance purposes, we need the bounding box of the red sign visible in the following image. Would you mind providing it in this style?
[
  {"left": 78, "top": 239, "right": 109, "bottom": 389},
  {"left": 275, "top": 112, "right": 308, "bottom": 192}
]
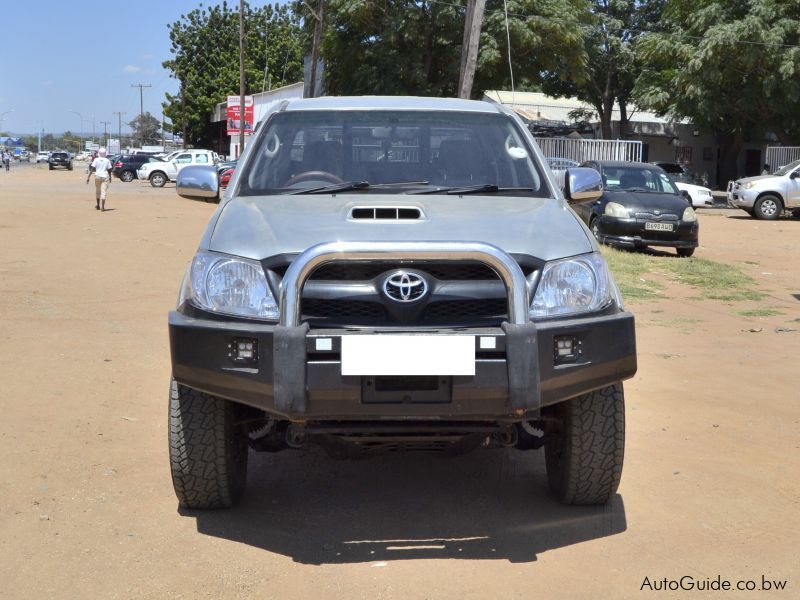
[{"left": 226, "top": 95, "right": 254, "bottom": 136}]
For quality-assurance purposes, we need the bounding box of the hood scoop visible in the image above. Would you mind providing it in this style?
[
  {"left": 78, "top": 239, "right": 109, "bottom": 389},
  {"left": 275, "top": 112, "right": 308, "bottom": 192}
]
[{"left": 349, "top": 206, "right": 424, "bottom": 220}]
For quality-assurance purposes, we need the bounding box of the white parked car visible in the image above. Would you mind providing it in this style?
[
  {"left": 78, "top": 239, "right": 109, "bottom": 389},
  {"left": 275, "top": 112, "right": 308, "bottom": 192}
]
[
  {"left": 36, "top": 151, "right": 50, "bottom": 163},
  {"left": 650, "top": 161, "right": 713, "bottom": 208},
  {"left": 136, "top": 149, "right": 219, "bottom": 187},
  {"left": 674, "top": 181, "right": 714, "bottom": 208}
]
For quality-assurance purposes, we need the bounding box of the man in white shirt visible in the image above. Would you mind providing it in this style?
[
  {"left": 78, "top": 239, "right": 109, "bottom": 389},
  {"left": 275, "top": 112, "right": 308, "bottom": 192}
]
[{"left": 89, "top": 148, "right": 113, "bottom": 211}]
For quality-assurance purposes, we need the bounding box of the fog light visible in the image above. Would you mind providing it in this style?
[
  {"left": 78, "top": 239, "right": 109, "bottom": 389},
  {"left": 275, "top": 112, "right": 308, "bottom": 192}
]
[
  {"left": 228, "top": 338, "right": 258, "bottom": 364},
  {"left": 553, "top": 336, "right": 581, "bottom": 363}
]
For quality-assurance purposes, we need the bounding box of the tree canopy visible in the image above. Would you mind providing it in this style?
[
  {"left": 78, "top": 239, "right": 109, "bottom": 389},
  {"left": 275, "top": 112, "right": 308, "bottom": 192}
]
[
  {"left": 634, "top": 0, "right": 800, "bottom": 181},
  {"left": 129, "top": 113, "right": 162, "bottom": 145},
  {"left": 301, "top": 0, "right": 586, "bottom": 98},
  {"left": 162, "top": 1, "right": 304, "bottom": 147}
]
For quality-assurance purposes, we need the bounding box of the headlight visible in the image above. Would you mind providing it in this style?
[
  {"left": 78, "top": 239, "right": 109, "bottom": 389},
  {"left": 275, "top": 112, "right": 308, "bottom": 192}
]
[
  {"left": 179, "top": 250, "right": 279, "bottom": 320},
  {"left": 682, "top": 207, "right": 697, "bottom": 222},
  {"left": 530, "top": 252, "right": 621, "bottom": 318},
  {"left": 699, "top": 190, "right": 712, "bottom": 197},
  {"left": 604, "top": 202, "right": 629, "bottom": 218},
  {"left": 744, "top": 182, "right": 757, "bottom": 190}
]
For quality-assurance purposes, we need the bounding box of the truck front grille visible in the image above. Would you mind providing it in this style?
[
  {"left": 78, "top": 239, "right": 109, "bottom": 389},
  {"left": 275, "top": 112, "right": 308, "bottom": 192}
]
[{"left": 283, "top": 260, "right": 534, "bottom": 327}]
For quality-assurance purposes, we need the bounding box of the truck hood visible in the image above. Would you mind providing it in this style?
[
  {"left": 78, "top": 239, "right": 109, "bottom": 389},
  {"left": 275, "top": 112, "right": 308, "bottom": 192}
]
[
  {"left": 736, "top": 175, "right": 774, "bottom": 186},
  {"left": 205, "top": 194, "right": 594, "bottom": 262}
]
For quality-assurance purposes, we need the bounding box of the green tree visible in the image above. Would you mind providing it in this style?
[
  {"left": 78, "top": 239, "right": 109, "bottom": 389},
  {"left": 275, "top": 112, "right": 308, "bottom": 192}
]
[
  {"left": 635, "top": 0, "right": 800, "bottom": 183},
  {"left": 303, "top": 0, "right": 585, "bottom": 98},
  {"left": 162, "top": 1, "right": 304, "bottom": 147},
  {"left": 539, "top": 0, "right": 665, "bottom": 139},
  {"left": 129, "top": 113, "right": 162, "bottom": 146}
]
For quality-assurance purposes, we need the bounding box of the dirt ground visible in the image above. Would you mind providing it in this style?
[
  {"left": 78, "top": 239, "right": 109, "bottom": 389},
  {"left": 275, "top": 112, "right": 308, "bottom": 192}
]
[{"left": 1, "top": 163, "right": 798, "bottom": 599}]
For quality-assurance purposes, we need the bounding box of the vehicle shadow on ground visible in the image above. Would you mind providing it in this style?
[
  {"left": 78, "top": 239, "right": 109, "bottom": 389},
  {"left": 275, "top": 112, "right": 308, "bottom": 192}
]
[{"left": 181, "top": 447, "right": 627, "bottom": 564}]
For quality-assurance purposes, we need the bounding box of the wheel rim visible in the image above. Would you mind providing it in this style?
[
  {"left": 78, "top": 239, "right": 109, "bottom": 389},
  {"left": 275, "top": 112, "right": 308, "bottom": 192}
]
[
  {"left": 760, "top": 199, "right": 778, "bottom": 216},
  {"left": 122, "top": 171, "right": 133, "bottom": 182},
  {"left": 152, "top": 174, "right": 164, "bottom": 186},
  {"left": 591, "top": 220, "right": 600, "bottom": 238}
]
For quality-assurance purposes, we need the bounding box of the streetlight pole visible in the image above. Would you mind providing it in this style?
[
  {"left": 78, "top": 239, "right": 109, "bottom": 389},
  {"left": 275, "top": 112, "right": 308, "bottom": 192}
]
[
  {"left": 35, "top": 120, "right": 43, "bottom": 152},
  {"left": 113, "top": 112, "right": 125, "bottom": 153},
  {"left": 100, "top": 121, "right": 111, "bottom": 149}
]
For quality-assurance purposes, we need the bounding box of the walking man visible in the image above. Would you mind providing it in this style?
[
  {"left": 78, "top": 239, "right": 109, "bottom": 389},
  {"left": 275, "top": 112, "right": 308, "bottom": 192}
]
[
  {"left": 2, "top": 150, "right": 10, "bottom": 171},
  {"left": 89, "top": 148, "right": 113, "bottom": 211}
]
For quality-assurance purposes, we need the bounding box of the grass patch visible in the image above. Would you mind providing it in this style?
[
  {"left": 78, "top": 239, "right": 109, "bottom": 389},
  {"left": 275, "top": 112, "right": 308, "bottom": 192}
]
[
  {"left": 600, "top": 247, "right": 666, "bottom": 300},
  {"left": 738, "top": 309, "right": 784, "bottom": 318},
  {"left": 601, "top": 246, "right": 764, "bottom": 303}
]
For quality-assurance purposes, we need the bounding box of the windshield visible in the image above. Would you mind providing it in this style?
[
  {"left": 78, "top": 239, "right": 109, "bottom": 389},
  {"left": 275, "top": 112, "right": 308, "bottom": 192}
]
[
  {"left": 602, "top": 166, "right": 679, "bottom": 194},
  {"left": 240, "top": 110, "right": 550, "bottom": 196},
  {"left": 774, "top": 159, "right": 800, "bottom": 176}
]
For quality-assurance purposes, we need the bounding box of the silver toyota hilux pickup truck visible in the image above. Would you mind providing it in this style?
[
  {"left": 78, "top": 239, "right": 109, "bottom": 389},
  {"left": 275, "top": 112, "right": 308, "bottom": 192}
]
[{"left": 169, "top": 96, "right": 637, "bottom": 509}]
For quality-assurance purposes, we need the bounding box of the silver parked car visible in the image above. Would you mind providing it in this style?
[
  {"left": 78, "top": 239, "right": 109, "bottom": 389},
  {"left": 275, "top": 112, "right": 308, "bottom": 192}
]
[{"left": 169, "top": 96, "right": 637, "bottom": 509}]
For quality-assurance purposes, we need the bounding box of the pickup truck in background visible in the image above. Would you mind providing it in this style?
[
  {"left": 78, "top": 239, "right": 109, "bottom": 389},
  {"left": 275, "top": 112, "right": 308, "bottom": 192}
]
[
  {"left": 136, "top": 149, "right": 219, "bottom": 188},
  {"left": 729, "top": 159, "right": 800, "bottom": 219}
]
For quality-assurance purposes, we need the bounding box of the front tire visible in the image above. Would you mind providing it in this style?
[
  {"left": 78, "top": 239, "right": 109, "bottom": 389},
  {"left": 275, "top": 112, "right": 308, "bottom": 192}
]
[
  {"left": 677, "top": 247, "right": 695, "bottom": 258},
  {"left": 544, "top": 383, "right": 625, "bottom": 505},
  {"left": 754, "top": 195, "right": 782, "bottom": 220},
  {"left": 150, "top": 172, "right": 167, "bottom": 187},
  {"left": 590, "top": 216, "right": 602, "bottom": 242},
  {"left": 168, "top": 378, "right": 248, "bottom": 509}
]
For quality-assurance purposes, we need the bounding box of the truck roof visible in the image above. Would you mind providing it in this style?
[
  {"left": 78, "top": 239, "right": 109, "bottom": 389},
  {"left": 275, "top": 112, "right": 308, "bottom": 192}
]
[{"left": 281, "top": 96, "right": 507, "bottom": 114}]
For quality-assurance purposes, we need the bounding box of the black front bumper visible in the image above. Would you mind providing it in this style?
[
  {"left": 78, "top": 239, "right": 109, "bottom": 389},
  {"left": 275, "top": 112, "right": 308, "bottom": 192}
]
[
  {"left": 597, "top": 216, "right": 698, "bottom": 249},
  {"left": 169, "top": 309, "right": 636, "bottom": 421}
]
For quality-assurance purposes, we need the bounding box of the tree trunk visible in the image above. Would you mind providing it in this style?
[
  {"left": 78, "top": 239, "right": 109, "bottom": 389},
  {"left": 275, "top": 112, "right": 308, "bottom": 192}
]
[
  {"left": 716, "top": 131, "right": 744, "bottom": 188},
  {"left": 618, "top": 101, "right": 629, "bottom": 140}
]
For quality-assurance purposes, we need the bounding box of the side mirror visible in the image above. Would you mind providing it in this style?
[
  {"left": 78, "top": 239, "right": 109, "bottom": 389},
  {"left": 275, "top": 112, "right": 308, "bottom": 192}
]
[
  {"left": 564, "top": 167, "right": 603, "bottom": 203},
  {"left": 790, "top": 171, "right": 799, "bottom": 179},
  {"left": 176, "top": 165, "right": 220, "bottom": 201}
]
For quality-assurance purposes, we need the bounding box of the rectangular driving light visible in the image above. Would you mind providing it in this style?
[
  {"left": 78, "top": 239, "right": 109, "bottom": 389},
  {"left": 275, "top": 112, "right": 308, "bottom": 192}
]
[
  {"left": 553, "top": 336, "right": 581, "bottom": 364},
  {"left": 228, "top": 338, "right": 259, "bottom": 364}
]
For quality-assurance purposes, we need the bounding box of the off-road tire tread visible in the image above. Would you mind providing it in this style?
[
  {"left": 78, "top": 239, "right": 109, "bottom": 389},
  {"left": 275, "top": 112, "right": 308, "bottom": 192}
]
[
  {"left": 545, "top": 383, "right": 625, "bottom": 505},
  {"left": 168, "top": 378, "right": 247, "bottom": 509}
]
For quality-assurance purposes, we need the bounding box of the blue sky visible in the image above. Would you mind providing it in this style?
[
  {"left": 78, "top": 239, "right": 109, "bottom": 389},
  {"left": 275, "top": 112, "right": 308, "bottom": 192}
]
[{"left": 0, "top": 1, "right": 288, "bottom": 137}]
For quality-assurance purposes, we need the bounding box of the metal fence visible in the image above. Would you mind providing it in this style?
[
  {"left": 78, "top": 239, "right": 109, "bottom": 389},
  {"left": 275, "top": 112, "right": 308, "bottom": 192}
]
[
  {"left": 533, "top": 137, "right": 643, "bottom": 164},
  {"left": 765, "top": 146, "right": 800, "bottom": 171}
]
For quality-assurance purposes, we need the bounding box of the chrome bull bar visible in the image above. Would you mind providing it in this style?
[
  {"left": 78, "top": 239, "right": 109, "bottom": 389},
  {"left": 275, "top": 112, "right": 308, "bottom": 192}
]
[
  {"left": 273, "top": 241, "right": 539, "bottom": 415},
  {"left": 279, "top": 241, "right": 530, "bottom": 326}
]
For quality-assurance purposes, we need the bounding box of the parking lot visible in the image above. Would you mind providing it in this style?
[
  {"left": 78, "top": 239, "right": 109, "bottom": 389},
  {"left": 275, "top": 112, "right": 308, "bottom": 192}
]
[{"left": 0, "top": 165, "right": 798, "bottom": 598}]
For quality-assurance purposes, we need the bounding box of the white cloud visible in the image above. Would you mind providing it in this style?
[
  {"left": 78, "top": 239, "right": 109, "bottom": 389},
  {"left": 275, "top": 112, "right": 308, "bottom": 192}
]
[{"left": 124, "top": 65, "right": 142, "bottom": 73}]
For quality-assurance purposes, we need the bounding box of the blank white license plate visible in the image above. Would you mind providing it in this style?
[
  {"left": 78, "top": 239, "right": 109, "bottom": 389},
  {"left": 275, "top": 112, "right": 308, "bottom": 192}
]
[
  {"left": 645, "top": 221, "right": 674, "bottom": 231},
  {"left": 341, "top": 335, "right": 475, "bottom": 376}
]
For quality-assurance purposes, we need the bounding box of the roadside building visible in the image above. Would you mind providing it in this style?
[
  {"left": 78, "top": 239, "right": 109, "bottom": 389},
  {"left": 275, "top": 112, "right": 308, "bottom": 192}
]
[{"left": 484, "top": 90, "right": 774, "bottom": 189}]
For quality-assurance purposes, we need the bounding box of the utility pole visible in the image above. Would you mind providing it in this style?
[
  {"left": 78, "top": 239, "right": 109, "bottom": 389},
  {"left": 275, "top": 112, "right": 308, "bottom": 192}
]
[
  {"left": 458, "top": 0, "right": 486, "bottom": 99},
  {"left": 239, "top": 0, "right": 246, "bottom": 157},
  {"left": 305, "top": 0, "right": 325, "bottom": 98},
  {"left": 99, "top": 121, "right": 111, "bottom": 148},
  {"left": 113, "top": 111, "right": 125, "bottom": 152},
  {"left": 131, "top": 83, "right": 152, "bottom": 146}
]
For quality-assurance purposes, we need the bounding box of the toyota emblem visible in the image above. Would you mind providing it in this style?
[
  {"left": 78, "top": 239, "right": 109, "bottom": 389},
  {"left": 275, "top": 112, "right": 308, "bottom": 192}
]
[{"left": 383, "top": 271, "right": 428, "bottom": 303}]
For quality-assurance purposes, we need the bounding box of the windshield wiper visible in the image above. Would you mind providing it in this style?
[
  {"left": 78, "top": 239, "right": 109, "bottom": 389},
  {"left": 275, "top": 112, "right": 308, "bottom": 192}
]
[
  {"left": 411, "top": 184, "right": 534, "bottom": 195},
  {"left": 289, "top": 180, "right": 431, "bottom": 195},
  {"left": 290, "top": 180, "right": 370, "bottom": 194}
]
